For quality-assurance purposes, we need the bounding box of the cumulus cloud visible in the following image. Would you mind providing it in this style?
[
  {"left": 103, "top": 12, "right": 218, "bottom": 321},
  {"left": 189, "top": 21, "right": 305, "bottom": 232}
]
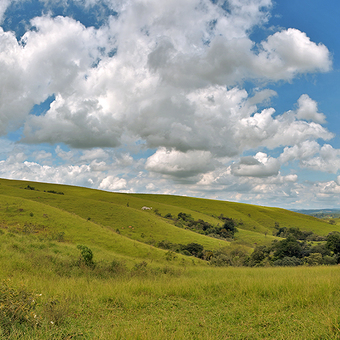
[
  {"left": 301, "top": 144, "right": 340, "bottom": 173},
  {"left": 296, "top": 94, "right": 326, "bottom": 124},
  {"left": 0, "top": 157, "right": 94, "bottom": 187},
  {"left": 99, "top": 176, "right": 127, "bottom": 190},
  {"left": 231, "top": 152, "right": 280, "bottom": 177},
  {"left": 0, "top": 14, "right": 114, "bottom": 135},
  {"left": 145, "top": 148, "right": 215, "bottom": 178},
  {"left": 256, "top": 28, "right": 331, "bottom": 80},
  {"left": 0, "top": 0, "right": 338, "bottom": 209},
  {"left": 0, "top": 0, "right": 332, "bottom": 156},
  {"left": 280, "top": 142, "right": 340, "bottom": 173},
  {"left": 280, "top": 140, "right": 321, "bottom": 163}
]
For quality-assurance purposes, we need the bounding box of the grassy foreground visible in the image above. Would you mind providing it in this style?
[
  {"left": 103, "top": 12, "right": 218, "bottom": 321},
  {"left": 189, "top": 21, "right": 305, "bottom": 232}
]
[
  {"left": 2, "top": 265, "right": 340, "bottom": 339},
  {"left": 1, "top": 229, "right": 340, "bottom": 339}
]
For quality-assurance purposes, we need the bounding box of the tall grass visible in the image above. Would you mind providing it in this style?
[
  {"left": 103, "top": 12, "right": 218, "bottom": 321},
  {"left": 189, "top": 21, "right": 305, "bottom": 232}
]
[{"left": 2, "top": 261, "right": 340, "bottom": 339}]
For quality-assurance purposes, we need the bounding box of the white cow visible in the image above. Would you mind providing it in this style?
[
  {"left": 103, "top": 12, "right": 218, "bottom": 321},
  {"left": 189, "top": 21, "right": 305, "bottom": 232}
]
[{"left": 141, "top": 206, "right": 152, "bottom": 210}]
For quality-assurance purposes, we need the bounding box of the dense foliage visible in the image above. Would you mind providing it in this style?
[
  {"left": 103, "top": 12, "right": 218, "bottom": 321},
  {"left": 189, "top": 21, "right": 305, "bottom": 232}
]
[
  {"left": 273, "top": 223, "right": 325, "bottom": 241},
  {"left": 246, "top": 231, "right": 340, "bottom": 267},
  {"left": 165, "top": 212, "right": 238, "bottom": 240}
]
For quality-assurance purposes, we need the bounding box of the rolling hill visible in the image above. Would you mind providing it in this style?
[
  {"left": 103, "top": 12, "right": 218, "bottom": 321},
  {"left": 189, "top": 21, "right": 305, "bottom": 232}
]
[
  {"left": 0, "top": 177, "right": 337, "bottom": 265},
  {"left": 1, "top": 178, "right": 340, "bottom": 339}
]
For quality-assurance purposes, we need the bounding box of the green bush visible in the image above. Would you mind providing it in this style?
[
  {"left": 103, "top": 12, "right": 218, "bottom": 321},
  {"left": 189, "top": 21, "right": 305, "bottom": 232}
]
[
  {"left": 304, "top": 253, "right": 323, "bottom": 266},
  {"left": 322, "top": 255, "right": 337, "bottom": 265},
  {"left": 77, "top": 245, "right": 94, "bottom": 267},
  {"left": 210, "top": 254, "right": 231, "bottom": 267},
  {"left": 273, "top": 256, "right": 302, "bottom": 267}
]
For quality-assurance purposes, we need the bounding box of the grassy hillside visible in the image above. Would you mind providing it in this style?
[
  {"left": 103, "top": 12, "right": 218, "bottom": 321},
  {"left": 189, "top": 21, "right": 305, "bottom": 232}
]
[
  {"left": 0, "top": 178, "right": 337, "bottom": 255},
  {"left": 1, "top": 178, "right": 340, "bottom": 339},
  {"left": 130, "top": 193, "right": 336, "bottom": 235}
]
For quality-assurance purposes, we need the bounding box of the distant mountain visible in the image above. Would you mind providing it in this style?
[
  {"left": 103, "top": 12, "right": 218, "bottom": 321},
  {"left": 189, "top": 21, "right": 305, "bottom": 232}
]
[{"left": 292, "top": 209, "right": 340, "bottom": 218}]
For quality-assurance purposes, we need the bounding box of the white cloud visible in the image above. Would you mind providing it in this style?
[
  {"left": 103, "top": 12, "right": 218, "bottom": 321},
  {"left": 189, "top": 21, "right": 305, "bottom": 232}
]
[
  {"left": 231, "top": 152, "right": 280, "bottom": 177},
  {"left": 0, "top": 157, "right": 94, "bottom": 187},
  {"left": 99, "top": 176, "right": 127, "bottom": 190},
  {"left": 145, "top": 148, "right": 215, "bottom": 177},
  {"left": 280, "top": 142, "right": 340, "bottom": 174},
  {"left": 236, "top": 107, "right": 333, "bottom": 151},
  {"left": 0, "top": 0, "right": 11, "bottom": 24},
  {"left": 279, "top": 140, "right": 321, "bottom": 163},
  {"left": 296, "top": 94, "right": 326, "bottom": 124},
  {"left": 256, "top": 28, "right": 331, "bottom": 80},
  {"left": 55, "top": 145, "right": 77, "bottom": 161},
  {"left": 0, "top": 0, "right": 331, "bottom": 156},
  {"left": 79, "top": 148, "right": 109, "bottom": 162},
  {"left": 115, "top": 153, "right": 134, "bottom": 167},
  {"left": 319, "top": 180, "right": 340, "bottom": 195},
  {"left": 0, "top": 0, "right": 338, "bottom": 209},
  {"left": 0, "top": 14, "right": 114, "bottom": 138},
  {"left": 301, "top": 144, "right": 340, "bottom": 173}
]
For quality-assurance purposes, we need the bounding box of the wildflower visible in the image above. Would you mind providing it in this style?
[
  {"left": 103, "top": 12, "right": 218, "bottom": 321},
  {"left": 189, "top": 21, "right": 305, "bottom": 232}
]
[{"left": 50, "top": 321, "right": 54, "bottom": 324}]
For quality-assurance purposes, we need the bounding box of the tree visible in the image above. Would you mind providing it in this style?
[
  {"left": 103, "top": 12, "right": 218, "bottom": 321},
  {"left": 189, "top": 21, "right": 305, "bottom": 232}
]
[
  {"left": 304, "top": 253, "right": 323, "bottom": 266},
  {"left": 221, "top": 218, "right": 237, "bottom": 237},
  {"left": 326, "top": 232, "right": 340, "bottom": 254},
  {"left": 248, "top": 245, "right": 271, "bottom": 267},
  {"left": 177, "top": 212, "right": 193, "bottom": 222},
  {"left": 181, "top": 243, "right": 204, "bottom": 257},
  {"left": 273, "top": 235, "right": 303, "bottom": 260},
  {"left": 273, "top": 256, "right": 302, "bottom": 267}
]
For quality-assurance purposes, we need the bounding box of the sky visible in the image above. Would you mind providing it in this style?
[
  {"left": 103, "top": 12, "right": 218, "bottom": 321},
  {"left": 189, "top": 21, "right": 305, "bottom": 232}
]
[{"left": 0, "top": 0, "right": 340, "bottom": 210}]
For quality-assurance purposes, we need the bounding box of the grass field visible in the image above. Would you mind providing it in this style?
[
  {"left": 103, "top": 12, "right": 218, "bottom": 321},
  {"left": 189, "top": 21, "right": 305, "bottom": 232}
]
[
  {"left": 1, "top": 178, "right": 340, "bottom": 339},
  {"left": 2, "top": 259, "right": 340, "bottom": 339}
]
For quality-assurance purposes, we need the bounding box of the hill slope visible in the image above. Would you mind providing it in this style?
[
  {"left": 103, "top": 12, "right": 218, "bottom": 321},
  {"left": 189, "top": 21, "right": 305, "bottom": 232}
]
[
  {"left": 1, "top": 178, "right": 340, "bottom": 339},
  {"left": 0, "top": 178, "right": 337, "bottom": 262}
]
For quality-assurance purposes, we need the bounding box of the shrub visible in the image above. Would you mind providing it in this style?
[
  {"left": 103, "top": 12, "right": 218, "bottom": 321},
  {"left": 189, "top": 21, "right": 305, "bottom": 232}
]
[
  {"left": 181, "top": 243, "right": 204, "bottom": 257},
  {"left": 273, "top": 256, "right": 302, "bottom": 267},
  {"left": 157, "top": 240, "right": 173, "bottom": 250},
  {"left": 221, "top": 218, "right": 237, "bottom": 237},
  {"left": 322, "top": 255, "right": 337, "bottom": 265},
  {"left": 177, "top": 212, "right": 193, "bottom": 222},
  {"left": 210, "top": 254, "right": 231, "bottom": 267},
  {"left": 304, "top": 253, "right": 323, "bottom": 266},
  {"left": 77, "top": 245, "right": 94, "bottom": 267},
  {"left": 46, "top": 190, "right": 64, "bottom": 195}
]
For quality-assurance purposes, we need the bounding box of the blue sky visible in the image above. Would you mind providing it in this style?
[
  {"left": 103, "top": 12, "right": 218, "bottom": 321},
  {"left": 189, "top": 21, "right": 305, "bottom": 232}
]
[{"left": 0, "top": 0, "right": 340, "bottom": 209}]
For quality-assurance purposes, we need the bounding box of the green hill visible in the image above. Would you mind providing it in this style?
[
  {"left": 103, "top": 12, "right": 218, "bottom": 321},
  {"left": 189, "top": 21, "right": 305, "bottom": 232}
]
[
  {"left": 1, "top": 178, "right": 340, "bottom": 339},
  {"left": 0, "top": 177, "right": 336, "bottom": 261}
]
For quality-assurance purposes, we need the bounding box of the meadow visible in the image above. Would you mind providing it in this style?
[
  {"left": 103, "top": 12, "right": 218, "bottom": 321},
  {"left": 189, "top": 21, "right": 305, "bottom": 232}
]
[{"left": 1, "top": 178, "right": 340, "bottom": 339}]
